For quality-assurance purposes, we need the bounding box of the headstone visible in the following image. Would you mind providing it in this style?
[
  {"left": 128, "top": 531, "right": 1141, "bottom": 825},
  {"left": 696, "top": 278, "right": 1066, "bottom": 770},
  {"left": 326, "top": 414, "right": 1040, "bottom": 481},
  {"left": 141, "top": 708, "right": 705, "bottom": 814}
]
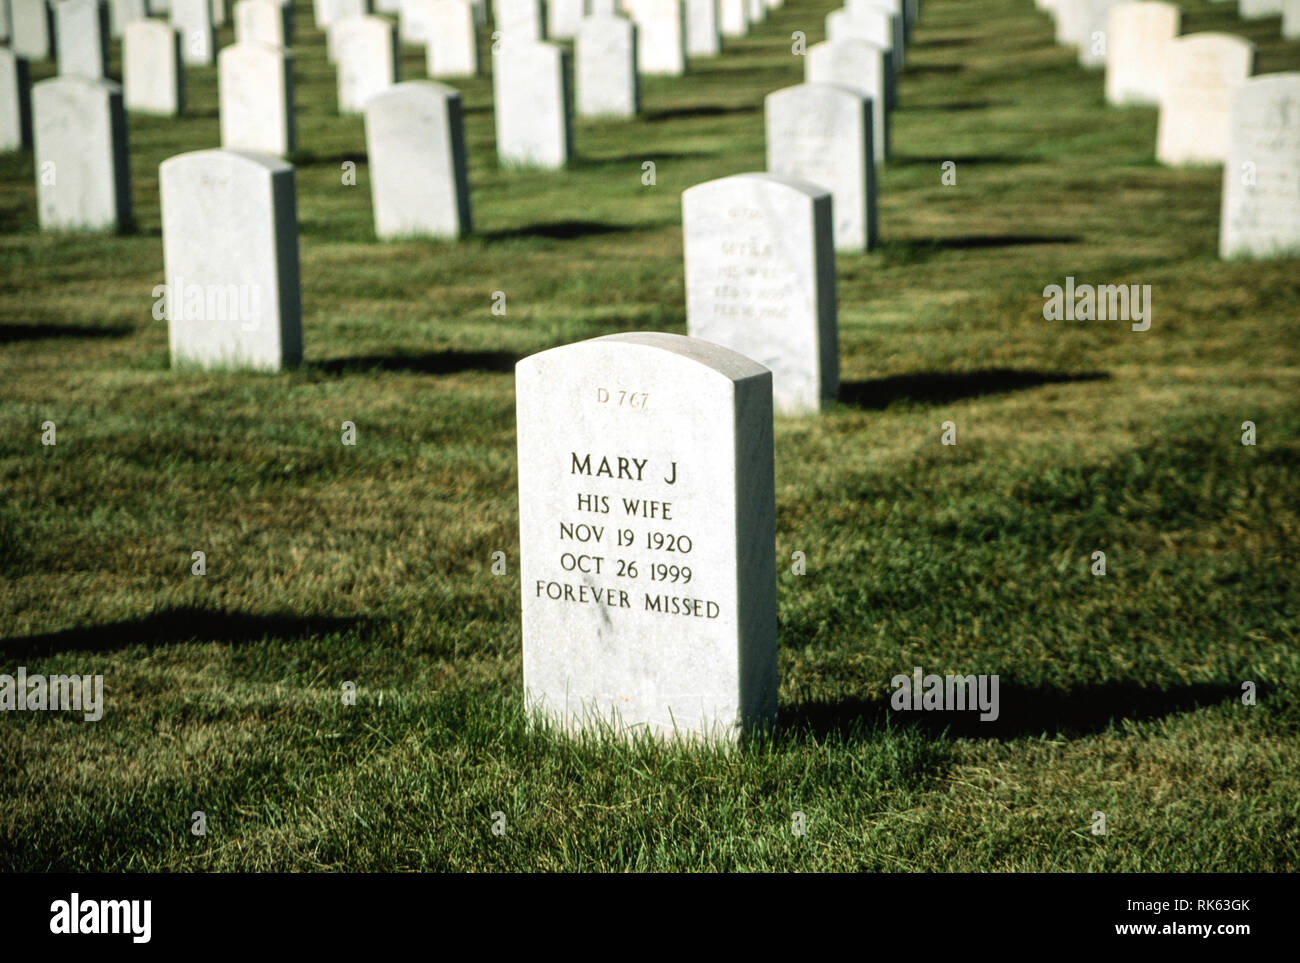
[
  {"left": 323, "top": 0, "right": 370, "bottom": 57},
  {"left": 211, "top": 0, "right": 225, "bottom": 26},
  {"left": 333, "top": 15, "right": 397, "bottom": 113},
  {"left": 170, "top": 0, "right": 213, "bottom": 64},
  {"left": 766, "top": 82, "right": 875, "bottom": 252},
  {"left": 234, "top": 0, "right": 288, "bottom": 46},
  {"left": 1220, "top": 73, "right": 1300, "bottom": 258},
  {"left": 805, "top": 38, "right": 889, "bottom": 163},
  {"left": 1104, "top": 2, "right": 1179, "bottom": 105},
  {"left": 493, "top": 39, "right": 571, "bottom": 168},
  {"left": 495, "top": 0, "right": 542, "bottom": 39},
  {"left": 1075, "top": 0, "right": 1126, "bottom": 69},
  {"left": 626, "top": 0, "right": 684, "bottom": 76},
  {"left": 124, "top": 19, "right": 183, "bottom": 115},
  {"left": 1053, "top": 0, "right": 1088, "bottom": 46},
  {"left": 56, "top": 0, "right": 109, "bottom": 79},
  {"left": 318, "top": 0, "right": 368, "bottom": 30},
  {"left": 576, "top": 13, "right": 637, "bottom": 118},
  {"left": 1279, "top": 0, "right": 1300, "bottom": 35},
  {"left": 159, "top": 148, "right": 303, "bottom": 371},
  {"left": 1238, "top": 0, "right": 1283, "bottom": 18},
  {"left": 219, "top": 41, "right": 295, "bottom": 156},
  {"left": 1156, "top": 33, "right": 1255, "bottom": 166},
  {"left": 826, "top": 8, "right": 898, "bottom": 79},
  {"left": 588, "top": 0, "right": 618, "bottom": 14},
  {"left": 0, "top": 48, "right": 33, "bottom": 151},
  {"left": 12, "top": 0, "right": 54, "bottom": 60},
  {"left": 33, "top": 75, "right": 131, "bottom": 231},
  {"left": 1284, "top": 0, "right": 1300, "bottom": 38},
  {"left": 427, "top": 0, "right": 477, "bottom": 76},
  {"left": 718, "top": 0, "right": 745, "bottom": 37},
  {"left": 744, "top": 0, "right": 761, "bottom": 25},
  {"left": 374, "top": 0, "right": 399, "bottom": 12},
  {"left": 109, "top": 0, "right": 151, "bottom": 38},
  {"left": 515, "top": 331, "right": 778, "bottom": 743},
  {"left": 846, "top": 0, "right": 904, "bottom": 67},
  {"left": 397, "top": 0, "right": 432, "bottom": 41},
  {"left": 548, "top": 0, "right": 582, "bottom": 37},
  {"left": 365, "top": 80, "right": 471, "bottom": 238},
  {"left": 682, "top": 173, "right": 838, "bottom": 415},
  {"left": 684, "top": 0, "right": 717, "bottom": 56}
]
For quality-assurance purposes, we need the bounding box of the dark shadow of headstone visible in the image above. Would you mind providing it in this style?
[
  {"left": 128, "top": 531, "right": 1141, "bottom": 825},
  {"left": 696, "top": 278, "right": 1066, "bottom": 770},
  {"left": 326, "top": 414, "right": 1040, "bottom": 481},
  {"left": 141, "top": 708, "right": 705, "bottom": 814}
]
[
  {"left": 0, "top": 608, "right": 370, "bottom": 657},
  {"left": 0, "top": 324, "right": 133, "bottom": 344},
  {"left": 779, "top": 681, "right": 1245, "bottom": 742},
  {"left": 839, "top": 369, "right": 1108, "bottom": 409},
  {"left": 312, "top": 351, "right": 520, "bottom": 376}
]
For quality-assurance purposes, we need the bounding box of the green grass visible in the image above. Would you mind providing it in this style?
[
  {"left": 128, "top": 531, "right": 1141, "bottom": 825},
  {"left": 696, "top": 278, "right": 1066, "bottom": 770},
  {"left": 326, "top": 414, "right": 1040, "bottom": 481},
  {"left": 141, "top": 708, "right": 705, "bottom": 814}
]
[{"left": 1, "top": 0, "right": 1298, "bottom": 871}]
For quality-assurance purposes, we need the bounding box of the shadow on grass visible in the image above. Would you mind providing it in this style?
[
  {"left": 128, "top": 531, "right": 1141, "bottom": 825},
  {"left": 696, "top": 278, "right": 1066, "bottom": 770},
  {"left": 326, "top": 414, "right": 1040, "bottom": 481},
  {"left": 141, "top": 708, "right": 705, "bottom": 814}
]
[
  {"left": 902, "top": 99, "right": 1007, "bottom": 111},
  {"left": 890, "top": 152, "right": 1028, "bottom": 166},
  {"left": 889, "top": 234, "right": 1082, "bottom": 254},
  {"left": 0, "top": 324, "right": 134, "bottom": 344},
  {"left": 903, "top": 63, "right": 965, "bottom": 76},
  {"left": 839, "top": 368, "right": 1108, "bottom": 409},
  {"left": 478, "top": 220, "right": 640, "bottom": 242},
  {"left": 313, "top": 350, "right": 520, "bottom": 376},
  {"left": 299, "top": 151, "right": 368, "bottom": 167},
  {"left": 642, "top": 104, "right": 759, "bottom": 122},
  {"left": 576, "top": 150, "right": 719, "bottom": 166},
  {"left": 0, "top": 608, "right": 369, "bottom": 657},
  {"left": 781, "top": 681, "right": 1244, "bottom": 741}
]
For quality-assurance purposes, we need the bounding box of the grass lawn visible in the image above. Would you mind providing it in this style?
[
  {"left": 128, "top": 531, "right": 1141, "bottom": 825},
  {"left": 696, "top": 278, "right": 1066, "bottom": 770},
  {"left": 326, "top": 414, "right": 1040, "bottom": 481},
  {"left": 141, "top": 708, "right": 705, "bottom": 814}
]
[{"left": 1, "top": 0, "right": 1297, "bottom": 871}]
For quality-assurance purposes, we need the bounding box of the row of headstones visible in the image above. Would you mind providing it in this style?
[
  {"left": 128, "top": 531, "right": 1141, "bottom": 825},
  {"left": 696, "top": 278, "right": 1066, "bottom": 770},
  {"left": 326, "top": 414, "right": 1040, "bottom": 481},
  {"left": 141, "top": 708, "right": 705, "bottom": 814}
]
[{"left": 1043, "top": 0, "right": 1300, "bottom": 259}]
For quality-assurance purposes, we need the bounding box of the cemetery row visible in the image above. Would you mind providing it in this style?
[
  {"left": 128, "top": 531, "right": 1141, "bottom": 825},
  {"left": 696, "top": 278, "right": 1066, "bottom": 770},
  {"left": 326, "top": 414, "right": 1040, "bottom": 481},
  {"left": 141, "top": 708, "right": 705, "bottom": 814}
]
[
  {"left": 3, "top": 0, "right": 1298, "bottom": 741},
  {"left": 1044, "top": 0, "right": 1300, "bottom": 258}
]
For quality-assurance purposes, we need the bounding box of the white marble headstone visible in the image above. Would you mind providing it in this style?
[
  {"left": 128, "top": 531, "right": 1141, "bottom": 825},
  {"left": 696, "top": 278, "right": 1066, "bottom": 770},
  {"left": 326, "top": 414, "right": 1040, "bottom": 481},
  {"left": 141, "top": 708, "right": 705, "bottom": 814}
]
[
  {"left": 160, "top": 148, "right": 303, "bottom": 371},
  {"left": 516, "top": 331, "right": 778, "bottom": 743},
  {"left": 1285, "top": 0, "right": 1300, "bottom": 39},
  {"left": 56, "top": 0, "right": 109, "bottom": 78},
  {"left": 718, "top": 0, "right": 745, "bottom": 37},
  {"left": 318, "top": 0, "right": 369, "bottom": 28},
  {"left": 365, "top": 80, "right": 472, "bottom": 238},
  {"left": 1104, "top": 2, "right": 1179, "bottom": 105},
  {"left": 109, "top": 0, "right": 150, "bottom": 37},
  {"left": 805, "top": 38, "right": 889, "bottom": 163},
  {"left": 234, "top": 0, "right": 288, "bottom": 46},
  {"left": 1220, "top": 72, "right": 1300, "bottom": 259},
  {"left": 12, "top": 0, "right": 55, "bottom": 60},
  {"left": 1156, "top": 33, "right": 1255, "bottom": 166},
  {"left": 1, "top": 48, "right": 33, "bottom": 151},
  {"left": 492, "top": 38, "right": 572, "bottom": 168},
  {"left": 766, "top": 82, "right": 876, "bottom": 252},
  {"left": 333, "top": 15, "right": 397, "bottom": 114},
  {"left": 846, "top": 0, "right": 904, "bottom": 67},
  {"left": 495, "top": 0, "right": 543, "bottom": 39},
  {"left": 1238, "top": 0, "right": 1283, "bottom": 18},
  {"left": 33, "top": 75, "right": 132, "bottom": 231},
  {"left": 576, "top": 14, "right": 638, "bottom": 119},
  {"left": 398, "top": 0, "right": 433, "bottom": 41},
  {"left": 324, "top": 0, "right": 371, "bottom": 57},
  {"left": 124, "top": 19, "right": 184, "bottom": 115},
  {"left": 547, "top": 0, "right": 583, "bottom": 37},
  {"left": 1074, "top": 0, "right": 1126, "bottom": 69},
  {"left": 427, "top": 0, "right": 478, "bottom": 76},
  {"left": 219, "top": 41, "right": 295, "bottom": 156},
  {"left": 684, "top": 0, "right": 718, "bottom": 57},
  {"left": 682, "top": 173, "right": 838, "bottom": 415},
  {"left": 625, "top": 0, "right": 685, "bottom": 76},
  {"left": 170, "top": 0, "right": 214, "bottom": 64}
]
